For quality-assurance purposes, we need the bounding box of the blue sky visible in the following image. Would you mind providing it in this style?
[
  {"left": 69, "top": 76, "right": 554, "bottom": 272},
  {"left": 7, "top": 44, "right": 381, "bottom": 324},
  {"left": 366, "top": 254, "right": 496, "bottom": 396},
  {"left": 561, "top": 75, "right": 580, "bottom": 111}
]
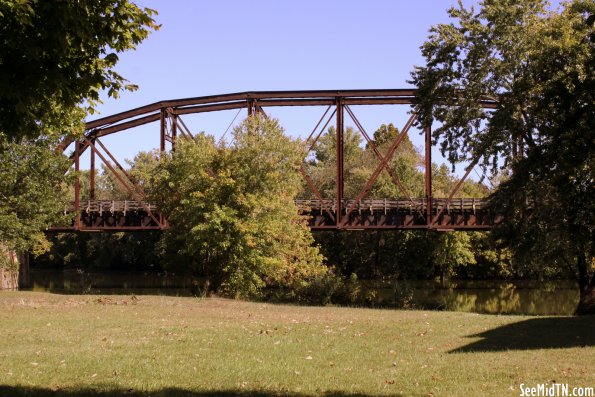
[{"left": 87, "top": 0, "right": 484, "bottom": 174}]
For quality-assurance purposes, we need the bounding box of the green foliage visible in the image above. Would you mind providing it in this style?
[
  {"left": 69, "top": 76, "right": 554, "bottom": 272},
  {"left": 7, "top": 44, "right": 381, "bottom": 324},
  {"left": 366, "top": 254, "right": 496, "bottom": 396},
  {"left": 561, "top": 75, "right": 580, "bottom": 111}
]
[
  {"left": 0, "top": 0, "right": 159, "bottom": 140},
  {"left": 127, "top": 149, "right": 161, "bottom": 192},
  {"left": 0, "top": 138, "right": 71, "bottom": 256},
  {"left": 371, "top": 123, "right": 400, "bottom": 147},
  {"left": 306, "top": 126, "right": 364, "bottom": 197},
  {"left": 410, "top": 0, "right": 594, "bottom": 312},
  {"left": 308, "top": 119, "right": 495, "bottom": 285},
  {"left": 0, "top": 0, "right": 158, "bottom": 272},
  {"left": 34, "top": 231, "right": 162, "bottom": 272},
  {"left": 152, "top": 116, "right": 328, "bottom": 299},
  {"left": 432, "top": 232, "right": 476, "bottom": 282},
  {"left": 306, "top": 124, "right": 428, "bottom": 199}
]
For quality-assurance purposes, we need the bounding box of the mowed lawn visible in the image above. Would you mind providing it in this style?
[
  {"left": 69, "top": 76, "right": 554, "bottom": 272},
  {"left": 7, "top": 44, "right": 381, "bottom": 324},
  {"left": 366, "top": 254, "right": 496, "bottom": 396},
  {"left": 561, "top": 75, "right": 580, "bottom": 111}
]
[{"left": 0, "top": 292, "right": 593, "bottom": 397}]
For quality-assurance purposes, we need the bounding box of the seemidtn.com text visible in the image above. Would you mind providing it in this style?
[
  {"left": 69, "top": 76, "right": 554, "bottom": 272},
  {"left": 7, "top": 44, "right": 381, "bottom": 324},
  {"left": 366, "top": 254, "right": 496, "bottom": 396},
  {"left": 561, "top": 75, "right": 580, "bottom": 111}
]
[{"left": 520, "top": 383, "right": 594, "bottom": 397}]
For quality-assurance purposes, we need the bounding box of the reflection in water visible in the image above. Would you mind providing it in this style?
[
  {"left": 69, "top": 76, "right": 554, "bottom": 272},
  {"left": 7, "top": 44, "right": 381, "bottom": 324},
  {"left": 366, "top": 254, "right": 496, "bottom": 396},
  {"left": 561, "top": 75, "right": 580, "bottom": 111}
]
[
  {"left": 29, "top": 269, "right": 194, "bottom": 297},
  {"left": 389, "top": 280, "right": 578, "bottom": 315},
  {"left": 27, "top": 270, "right": 579, "bottom": 315}
]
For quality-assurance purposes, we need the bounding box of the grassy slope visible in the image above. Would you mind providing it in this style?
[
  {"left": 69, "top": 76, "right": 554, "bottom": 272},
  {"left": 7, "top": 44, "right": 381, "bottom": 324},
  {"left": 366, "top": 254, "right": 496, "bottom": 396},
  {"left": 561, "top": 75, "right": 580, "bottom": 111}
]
[{"left": 0, "top": 292, "right": 593, "bottom": 397}]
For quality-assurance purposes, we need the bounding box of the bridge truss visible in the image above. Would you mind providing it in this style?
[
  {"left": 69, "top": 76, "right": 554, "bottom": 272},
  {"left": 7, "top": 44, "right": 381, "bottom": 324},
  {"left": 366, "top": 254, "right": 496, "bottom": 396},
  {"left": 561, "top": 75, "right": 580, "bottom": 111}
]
[{"left": 52, "top": 90, "right": 498, "bottom": 232}]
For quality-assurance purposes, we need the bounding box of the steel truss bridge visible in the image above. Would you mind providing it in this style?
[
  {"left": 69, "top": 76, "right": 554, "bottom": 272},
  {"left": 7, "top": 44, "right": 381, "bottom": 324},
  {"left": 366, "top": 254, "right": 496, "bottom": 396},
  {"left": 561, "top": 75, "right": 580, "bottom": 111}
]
[{"left": 52, "top": 89, "right": 499, "bottom": 232}]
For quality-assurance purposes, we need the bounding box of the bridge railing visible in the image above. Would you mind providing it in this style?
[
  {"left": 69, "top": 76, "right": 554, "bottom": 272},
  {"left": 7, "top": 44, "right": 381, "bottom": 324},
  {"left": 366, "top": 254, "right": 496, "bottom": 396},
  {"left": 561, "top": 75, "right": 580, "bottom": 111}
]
[
  {"left": 69, "top": 200, "right": 159, "bottom": 214},
  {"left": 67, "top": 198, "right": 487, "bottom": 214},
  {"left": 296, "top": 198, "right": 486, "bottom": 213}
]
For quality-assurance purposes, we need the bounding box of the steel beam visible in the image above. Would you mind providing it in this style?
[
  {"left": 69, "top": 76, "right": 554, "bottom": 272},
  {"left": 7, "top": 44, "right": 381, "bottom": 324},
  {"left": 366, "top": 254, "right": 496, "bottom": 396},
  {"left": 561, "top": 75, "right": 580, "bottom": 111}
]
[
  {"left": 74, "top": 140, "right": 81, "bottom": 230},
  {"left": 94, "top": 138, "right": 147, "bottom": 200},
  {"left": 344, "top": 105, "right": 423, "bottom": 220},
  {"left": 160, "top": 109, "right": 166, "bottom": 154},
  {"left": 431, "top": 157, "right": 481, "bottom": 227},
  {"left": 84, "top": 139, "right": 162, "bottom": 227},
  {"left": 57, "top": 89, "right": 498, "bottom": 150},
  {"left": 335, "top": 98, "right": 344, "bottom": 227},
  {"left": 89, "top": 113, "right": 161, "bottom": 138},
  {"left": 344, "top": 114, "right": 417, "bottom": 220},
  {"left": 89, "top": 139, "right": 95, "bottom": 200}
]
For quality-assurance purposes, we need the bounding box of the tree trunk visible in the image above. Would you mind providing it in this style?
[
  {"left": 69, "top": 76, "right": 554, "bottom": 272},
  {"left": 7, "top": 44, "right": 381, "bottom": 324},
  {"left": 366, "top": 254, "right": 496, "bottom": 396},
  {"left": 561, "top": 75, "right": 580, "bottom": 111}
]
[
  {"left": 0, "top": 243, "right": 19, "bottom": 290},
  {"left": 0, "top": 267, "right": 19, "bottom": 290},
  {"left": 574, "top": 252, "right": 595, "bottom": 315}
]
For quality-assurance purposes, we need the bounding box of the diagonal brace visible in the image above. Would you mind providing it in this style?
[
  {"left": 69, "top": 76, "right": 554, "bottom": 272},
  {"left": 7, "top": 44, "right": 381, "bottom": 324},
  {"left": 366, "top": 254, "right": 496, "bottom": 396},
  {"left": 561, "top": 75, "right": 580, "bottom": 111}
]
[
  {"left": 84, "top": 138, "right": 163, "bottom": 228},
  {"left": 344, "top": 105, "right": 425, "bottom": 220},
  {"left": 343, "top": 113, "right": 417, "bottom": 223}
]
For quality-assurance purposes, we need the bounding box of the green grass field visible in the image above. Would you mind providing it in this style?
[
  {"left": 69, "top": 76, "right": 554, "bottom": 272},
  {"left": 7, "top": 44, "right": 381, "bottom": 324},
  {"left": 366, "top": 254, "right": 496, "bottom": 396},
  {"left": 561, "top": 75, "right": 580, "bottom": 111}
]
[{"left": 0, "top": 292, "right": 593, "bottom": 396}]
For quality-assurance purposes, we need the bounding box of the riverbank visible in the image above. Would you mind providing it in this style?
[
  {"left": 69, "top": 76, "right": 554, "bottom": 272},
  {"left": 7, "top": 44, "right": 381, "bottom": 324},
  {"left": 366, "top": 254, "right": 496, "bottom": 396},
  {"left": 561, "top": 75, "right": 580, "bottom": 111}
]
[
  {"left": 26, "top": 269, "right": 579, "bottom": 315},
  {"left": 0, "top": 292, "right": 593, "bottom": 396}
]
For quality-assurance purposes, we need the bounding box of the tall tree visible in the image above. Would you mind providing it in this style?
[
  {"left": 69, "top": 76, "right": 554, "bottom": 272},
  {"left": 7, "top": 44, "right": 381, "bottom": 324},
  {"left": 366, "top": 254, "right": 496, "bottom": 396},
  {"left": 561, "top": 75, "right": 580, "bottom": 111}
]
[
  {"left": 152, "top": 117, "right": 329, "bottom": 299},
  {"left": 0, "top": 0, "right": 158, "bottom": 287},
  {"left": 410, "top": 0, "right": 594, "bottom": 314},
  {"left": 0, "top": 138, "right": 71, "bottom": 259}
]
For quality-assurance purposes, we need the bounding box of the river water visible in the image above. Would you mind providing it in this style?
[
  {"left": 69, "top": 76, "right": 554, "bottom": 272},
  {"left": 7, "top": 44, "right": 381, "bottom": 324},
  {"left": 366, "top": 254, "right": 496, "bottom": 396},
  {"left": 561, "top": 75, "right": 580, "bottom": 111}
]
[{"left": 26, "top": 270, "right": 579, "bottom": 315}]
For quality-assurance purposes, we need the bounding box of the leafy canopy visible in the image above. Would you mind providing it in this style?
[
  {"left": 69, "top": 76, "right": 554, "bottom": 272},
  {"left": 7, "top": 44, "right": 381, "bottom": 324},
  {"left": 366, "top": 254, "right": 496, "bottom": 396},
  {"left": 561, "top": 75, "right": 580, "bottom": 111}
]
[
  {"left": 152, "top": 117, "right": 329, "bottom": 299},
  {"left": 0, "top": 0, "right": 158, "bottom": 268},
  {"left": 0, "top": 0, "right": 159, "bottom": 140},
  {"left": 0, "top": 137, "right": 71, "bottom": 254},
  {"left": 410, "top": 0, "right": 594, "bottom": 312}
]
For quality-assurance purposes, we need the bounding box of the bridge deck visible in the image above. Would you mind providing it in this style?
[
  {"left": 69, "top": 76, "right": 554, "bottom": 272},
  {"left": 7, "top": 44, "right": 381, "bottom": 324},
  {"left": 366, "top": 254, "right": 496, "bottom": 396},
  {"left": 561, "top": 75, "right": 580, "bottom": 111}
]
[{"left": 49, "top": 198, "right": 495, "bottom": 232}]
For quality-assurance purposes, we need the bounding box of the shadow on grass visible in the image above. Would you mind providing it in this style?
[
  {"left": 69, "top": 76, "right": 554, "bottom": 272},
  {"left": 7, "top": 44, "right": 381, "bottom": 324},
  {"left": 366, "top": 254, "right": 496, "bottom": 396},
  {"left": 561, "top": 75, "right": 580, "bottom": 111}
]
[
  {"left": 451, "top": 316, "right": 595, "bottom": 353},
  {"left": 0, "top": 386, "right": 395, "bottom": 397}
]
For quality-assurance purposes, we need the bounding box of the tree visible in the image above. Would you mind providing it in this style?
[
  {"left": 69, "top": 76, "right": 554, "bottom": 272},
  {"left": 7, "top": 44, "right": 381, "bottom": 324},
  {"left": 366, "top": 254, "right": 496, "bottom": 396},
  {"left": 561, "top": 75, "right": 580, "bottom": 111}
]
[
  {"left": 0, "top": 0, "right": 158, "bottom": 288},
  {"left": 0, "top": 138, "right": 71, "bottom": 276},
  {"left": 307, "top": 126, "right": 364, "bottom": 197},
  {"left": 151, "top": 117, "right": 330, "bottom": 300},
  {"left": 410, "top": 0, "right": 594, "bottom": 314},
  {"left": 0, "top": 0, "right": 158, "bottom": 141},
  {"left": 432, "top": 232, "right": 476, "bottom": 284}
]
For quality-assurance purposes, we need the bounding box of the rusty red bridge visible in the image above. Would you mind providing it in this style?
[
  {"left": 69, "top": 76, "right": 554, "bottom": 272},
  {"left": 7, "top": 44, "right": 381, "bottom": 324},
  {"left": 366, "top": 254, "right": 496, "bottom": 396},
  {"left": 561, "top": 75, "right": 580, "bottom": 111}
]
[{"left": 52, "top": 89, "right": 498, "bottom": 232}]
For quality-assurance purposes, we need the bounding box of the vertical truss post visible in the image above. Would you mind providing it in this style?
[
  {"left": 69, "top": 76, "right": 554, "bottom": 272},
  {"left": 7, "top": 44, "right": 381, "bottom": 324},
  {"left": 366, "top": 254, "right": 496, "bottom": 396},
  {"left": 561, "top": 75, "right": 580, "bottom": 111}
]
[
  {"left": 336, "top": 97, "right": 344, "bottom": 227},
  {"left": 160, "top": 109, "right": 166, "bottom": 154},
  {"left": 425, "top": 123, "right": 432, "bottom": 225},
  {"left": 247, "top": 99, "right": 255, "bottom": 117},
  {"left": 89, "top": 138, "right": 96, "bottom": 200},
  {"left": 171, "top": 112, "right": 178, "bottom": 151},
  {"left": 74, "top": 140, "right": 81, "bottom": 230}
]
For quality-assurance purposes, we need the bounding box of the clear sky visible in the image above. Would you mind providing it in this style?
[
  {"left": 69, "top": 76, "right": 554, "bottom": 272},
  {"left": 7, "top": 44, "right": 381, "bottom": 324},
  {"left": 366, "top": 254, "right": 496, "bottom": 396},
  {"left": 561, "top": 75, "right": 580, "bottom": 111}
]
[{"left": 87, "top": 0, "right": 485, "bottom": 174}]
